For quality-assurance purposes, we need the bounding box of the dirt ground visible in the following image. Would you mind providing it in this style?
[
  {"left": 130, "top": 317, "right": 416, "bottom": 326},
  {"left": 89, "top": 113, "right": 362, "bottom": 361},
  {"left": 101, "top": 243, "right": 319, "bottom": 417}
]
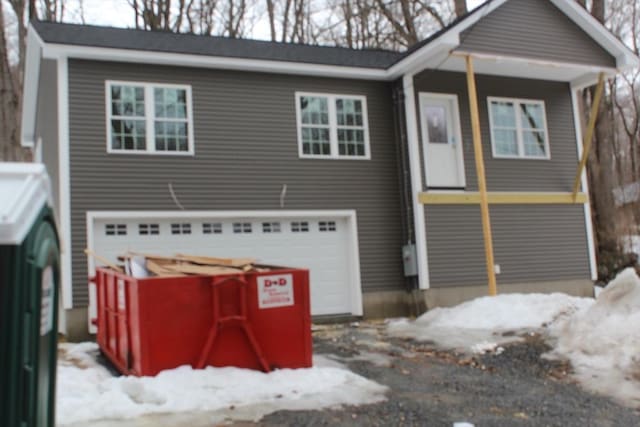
[{"left": 241, "top": 321, "right": 640, "bottom": 427}]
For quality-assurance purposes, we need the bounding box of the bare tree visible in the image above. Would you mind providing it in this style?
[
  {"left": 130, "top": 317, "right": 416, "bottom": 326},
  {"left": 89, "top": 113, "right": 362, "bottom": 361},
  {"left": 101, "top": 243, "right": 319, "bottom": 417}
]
[
  {"left": 128, "top": 0, "right": 190, "bottom": 31},
  {"left": 453, "top": 0, "right": 466, "bottom": 17},
  {"left": 0, "top": 0, "right": 37, "bottom": 161},
  {"left": 40, "top": 0, "right": 65, "bottom": 21},
  {"left": 220, "top": 0, "right": 247, "bottom": 37}
]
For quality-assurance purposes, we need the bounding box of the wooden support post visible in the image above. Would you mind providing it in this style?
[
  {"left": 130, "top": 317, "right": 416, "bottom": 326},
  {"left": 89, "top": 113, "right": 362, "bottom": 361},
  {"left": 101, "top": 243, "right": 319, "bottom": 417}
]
[
  {"left": 465, "top": 55, "right": 498, "bottom": 296},
  {"left": 572, "top": 72, "right": 605, "bottom": 199}
]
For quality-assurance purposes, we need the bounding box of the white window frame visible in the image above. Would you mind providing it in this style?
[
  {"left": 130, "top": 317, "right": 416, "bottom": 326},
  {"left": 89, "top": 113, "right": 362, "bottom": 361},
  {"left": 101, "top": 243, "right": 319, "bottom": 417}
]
[
  {"left": 487, "top": 96, "right": 551, "bottom": 160},
  {"left": 105, "top": 80, "right": 195, "bottom": 156},
  {"left": 295, "top": 92, "right": 371, "bottom": 160}
]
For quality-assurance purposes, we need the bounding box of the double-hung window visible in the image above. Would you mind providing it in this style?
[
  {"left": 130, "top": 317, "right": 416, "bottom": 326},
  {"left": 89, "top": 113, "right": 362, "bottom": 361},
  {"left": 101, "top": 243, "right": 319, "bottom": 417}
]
[
  {"left": 106, "top": 81, "right": 194, "bottom": 154},
  {"left": 296, "top": 92, "right": 370, "bottom": 159},
  {"left": 488, "top": 97, "right": 550, "bottom": 159}
]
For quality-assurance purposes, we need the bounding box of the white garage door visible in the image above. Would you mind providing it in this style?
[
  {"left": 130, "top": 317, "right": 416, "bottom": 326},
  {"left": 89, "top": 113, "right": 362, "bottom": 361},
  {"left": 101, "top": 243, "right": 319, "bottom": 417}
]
[{"left": 88, "top": 211, "right": 362, "bottom": 316}]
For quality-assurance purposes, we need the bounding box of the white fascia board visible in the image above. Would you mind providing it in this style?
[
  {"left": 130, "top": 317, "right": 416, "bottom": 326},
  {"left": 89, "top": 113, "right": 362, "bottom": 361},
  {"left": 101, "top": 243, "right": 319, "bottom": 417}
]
[
  {"left": 387, "top": 34, "right": 459, "bottom": 79},
  {"left": 570, "top": 70, "right": 617, "bottom": 91},
  {"left": 551, "top": 0, "right": 640, "bottom": 69},
  {"left": 388, "top": 0, "right": 509, "bottom": 78},
  {"left": 453, "top": 50, "right": 619, "bottom": 75},
  {"left": 21, "top": 26, "right": 45, "bottom": 147},
  {"left": 87, "top": 210, "right": 358, "bottom": 220},
  {"left": 42, "top": 43, "right": 389, "bottom": 81}
]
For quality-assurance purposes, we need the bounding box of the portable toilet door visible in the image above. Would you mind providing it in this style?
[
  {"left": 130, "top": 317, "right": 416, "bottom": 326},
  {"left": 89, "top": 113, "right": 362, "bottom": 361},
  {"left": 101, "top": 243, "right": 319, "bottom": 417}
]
[{"left": 0, "top": 163, "right": 60, "bottom": 427}]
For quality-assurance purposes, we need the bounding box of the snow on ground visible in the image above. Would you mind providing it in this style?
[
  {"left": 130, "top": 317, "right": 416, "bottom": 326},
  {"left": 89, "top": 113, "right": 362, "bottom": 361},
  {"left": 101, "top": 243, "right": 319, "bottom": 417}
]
[
  {"left": 548, "top": 268, "right": 640, "bottom": 407},
  {"left": 388, "top": 292, "right": 593, "bottom": 351},
  {"left": 389, "top": 268, "right": 640, "bottom": 408},
  {"left": 57, "top": 344, "right": 387, "bottom": 426}
]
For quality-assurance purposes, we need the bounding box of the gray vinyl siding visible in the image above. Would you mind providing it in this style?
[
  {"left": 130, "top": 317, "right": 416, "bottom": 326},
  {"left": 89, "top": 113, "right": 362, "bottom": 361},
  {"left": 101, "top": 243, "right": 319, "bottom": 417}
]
[
  {"left": 457, "top": 0, "right": 615, "bottom": 68},
  {"left": 413, "top": 70, "right": 591, "bottom": 287},
  {"left": 36, "top": 59, "right": 59, "bottom": 216},
  {"left": 425, "top": 205, "right": 590, "bottom": 286},
  {"left": 413, "top": 70, "right": 579, "bottom": 192},
  {"left": 68, "top": 59, "right": 403, "bottom": 307}
]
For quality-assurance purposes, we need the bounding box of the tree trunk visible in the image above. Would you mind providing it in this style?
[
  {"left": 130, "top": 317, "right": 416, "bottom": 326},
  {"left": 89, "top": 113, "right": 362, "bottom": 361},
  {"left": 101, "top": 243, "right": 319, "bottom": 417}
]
[{"left": 453, "top": 0, "right": 467, "bottom": 17}]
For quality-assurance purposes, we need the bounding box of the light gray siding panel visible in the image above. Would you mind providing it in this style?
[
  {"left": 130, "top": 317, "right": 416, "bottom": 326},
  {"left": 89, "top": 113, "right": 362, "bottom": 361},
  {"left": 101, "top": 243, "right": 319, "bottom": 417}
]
[
  {"left": 457, "top": 0, "right": 615, "bottom": 68},
  {"left": 414, "top": 70, "right": 579, "bottom": 192},
  {"left": 413, "top": 70, "right": 591, "bottom": 287},
  {"left": 425, "top": 205, "right": 590, "bottom": 287},
  {"left": 68, "top": 59, "right": 404, "bottom": 306},
  {"left": 36, "top": 59, "right": 59, "bottom": 216}
]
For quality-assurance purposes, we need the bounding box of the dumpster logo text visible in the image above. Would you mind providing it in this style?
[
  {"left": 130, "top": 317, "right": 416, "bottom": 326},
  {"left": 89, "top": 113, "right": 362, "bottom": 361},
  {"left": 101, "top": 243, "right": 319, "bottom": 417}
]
[{"left": 257, "top": 274, "right": 294, "bottom": 309}]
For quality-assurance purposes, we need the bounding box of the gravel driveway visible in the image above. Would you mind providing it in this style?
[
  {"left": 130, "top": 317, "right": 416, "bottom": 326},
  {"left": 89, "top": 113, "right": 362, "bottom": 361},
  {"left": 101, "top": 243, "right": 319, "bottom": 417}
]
[{"left": 245, "top": 321, "right": 640, "bottom": 427}]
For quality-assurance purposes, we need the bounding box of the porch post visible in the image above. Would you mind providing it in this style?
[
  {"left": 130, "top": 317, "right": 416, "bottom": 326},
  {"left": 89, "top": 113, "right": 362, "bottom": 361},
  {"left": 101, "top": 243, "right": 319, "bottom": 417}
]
[
  {"left": 465, "top": 55, "right": 498, "bottom": 296},
  {"left": 572, "top": 72, "right": 605, "bottom": 199}
]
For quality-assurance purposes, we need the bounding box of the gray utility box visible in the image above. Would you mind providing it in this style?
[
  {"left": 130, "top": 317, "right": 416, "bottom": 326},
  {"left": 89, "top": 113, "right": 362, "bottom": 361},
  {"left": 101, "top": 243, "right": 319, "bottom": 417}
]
[{"left": 402, "top": 244, "right": 418, "bottom": 277}]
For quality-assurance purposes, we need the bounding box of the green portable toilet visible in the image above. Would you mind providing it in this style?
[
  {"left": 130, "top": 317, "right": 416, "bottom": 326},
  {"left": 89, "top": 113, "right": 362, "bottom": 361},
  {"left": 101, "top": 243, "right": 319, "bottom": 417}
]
[{"left": 0, "top": 163, "right": 60, "bottom": 427}]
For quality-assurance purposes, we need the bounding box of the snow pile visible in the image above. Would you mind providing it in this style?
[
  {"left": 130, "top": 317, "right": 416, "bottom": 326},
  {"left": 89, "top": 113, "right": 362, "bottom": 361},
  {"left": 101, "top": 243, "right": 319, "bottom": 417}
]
[
  {"left": 388, "top": 293, "right": 592, "bottom": 351},
  {"left": 388, "top": 268, "right": 640, "bottom": 408},
  {"left": 623, "top": 235, "right": 640, "bottom": 257},
  {"left": 57, "top": 344, "right": 387, "bottom": 426},
  {"left": 548, "top": 268, "right": 640, "bottom": 407}
]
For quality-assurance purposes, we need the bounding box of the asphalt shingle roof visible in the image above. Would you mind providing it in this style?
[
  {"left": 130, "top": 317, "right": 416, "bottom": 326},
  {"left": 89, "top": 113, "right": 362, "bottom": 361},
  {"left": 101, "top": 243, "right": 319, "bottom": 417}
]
[
  {"left": 32, "top": 21, "right": 404, "bottom": 69},
  {"left": 31, "top": 2, "right": 489, "bottom": 70}
]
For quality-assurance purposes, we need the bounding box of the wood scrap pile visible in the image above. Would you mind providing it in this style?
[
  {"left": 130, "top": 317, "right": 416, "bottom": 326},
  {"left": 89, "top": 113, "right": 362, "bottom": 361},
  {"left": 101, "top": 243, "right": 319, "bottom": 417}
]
[
  {"left": 129, "top": 253, "right": 271, "bottom": 277},
  {"left": 85, "top": 248, "right": 271, "bottom": 277}
]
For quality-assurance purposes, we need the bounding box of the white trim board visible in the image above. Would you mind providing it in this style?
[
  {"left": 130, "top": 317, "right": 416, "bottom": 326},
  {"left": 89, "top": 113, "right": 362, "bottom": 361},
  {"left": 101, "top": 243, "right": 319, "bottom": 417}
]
[
  {"left": 403, "top": 75, "right": 430, "bottom": 290},
  {"left": 570, "top": 90, "right": 598, "bottom": 281},
  {"left": 85, "top": 209, "right": 364, "bottom": 316},
  {"left": 57, "top": 57, "right": 73, "bottom": 310}
]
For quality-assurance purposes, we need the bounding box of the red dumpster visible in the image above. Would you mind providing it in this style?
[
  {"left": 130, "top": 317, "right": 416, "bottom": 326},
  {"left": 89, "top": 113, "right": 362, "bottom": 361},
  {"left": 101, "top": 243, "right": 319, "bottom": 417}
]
[{"left": 93, "top": 267, "right": 312, "bottom": 376}]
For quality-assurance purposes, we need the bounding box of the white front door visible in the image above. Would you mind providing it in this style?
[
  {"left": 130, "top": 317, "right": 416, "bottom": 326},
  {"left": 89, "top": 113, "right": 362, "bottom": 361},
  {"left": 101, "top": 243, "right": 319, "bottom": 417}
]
[{"left": 419, "top": 93, "right": 466, "bottom": 188}]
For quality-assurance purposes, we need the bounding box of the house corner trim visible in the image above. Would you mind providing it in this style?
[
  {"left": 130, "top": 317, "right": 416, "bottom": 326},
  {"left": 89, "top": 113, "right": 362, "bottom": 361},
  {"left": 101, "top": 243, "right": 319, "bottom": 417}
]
[
  {"left": 570, "top": 89, "right": 598, "bottom": 280},
  {"left": 402, "top": 74, "right": 430, "bottom": 289},
  {"left": 57, "top": 56, "right": 73, "bottom": 309}
]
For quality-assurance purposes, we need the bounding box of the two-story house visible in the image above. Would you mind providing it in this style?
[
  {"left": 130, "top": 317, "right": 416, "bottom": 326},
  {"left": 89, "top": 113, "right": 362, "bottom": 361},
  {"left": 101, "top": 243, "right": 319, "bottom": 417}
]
[{"left": 21, "top": 0, "right": 638, "bottom": 339}]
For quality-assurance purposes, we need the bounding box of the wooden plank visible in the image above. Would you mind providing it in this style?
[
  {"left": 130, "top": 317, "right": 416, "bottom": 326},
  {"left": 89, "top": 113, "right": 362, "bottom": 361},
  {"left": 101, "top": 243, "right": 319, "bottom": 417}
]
[
  {"left": 572, "top": 72, "right": 605, "bottom": 199},
  {"left": 419, "top": 192, "right": 589, "bottom": 205},
  {"left": 174, "top": 254, "right": 257, "bottom": 267},
  {"left": 466, "top": 55, "right": 498, "bottom": 297},
  {"left": 84, "top": 248, "right": 124, "bottom": 273},
  {"left": 145, "top": 259, "right": 186, "bottom": 277},
  {"left": 163, "top": 264, "right": 244, "bottom": 276}
]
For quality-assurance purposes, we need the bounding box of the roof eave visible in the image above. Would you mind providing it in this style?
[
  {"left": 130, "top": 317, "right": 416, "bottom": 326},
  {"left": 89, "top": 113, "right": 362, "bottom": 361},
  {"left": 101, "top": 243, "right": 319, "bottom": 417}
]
[
  {"left": 41, "top": 41, "right": 390, "bottom": 81},
  {"left": 550, "top": 0, "right": 640, "bottom": 70}
]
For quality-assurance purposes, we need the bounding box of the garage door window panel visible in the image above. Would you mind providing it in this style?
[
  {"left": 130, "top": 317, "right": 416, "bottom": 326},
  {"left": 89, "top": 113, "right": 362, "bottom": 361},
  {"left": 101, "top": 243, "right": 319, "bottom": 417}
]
[
  {"left": 106, "top": 81, "right": 194, "bottom": 155},
  {"left": 233, "top": 223, "right": 252, "bottom": 234},
  {"left": 203, "top": 223, "right": 222, "bottom": 234}
]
